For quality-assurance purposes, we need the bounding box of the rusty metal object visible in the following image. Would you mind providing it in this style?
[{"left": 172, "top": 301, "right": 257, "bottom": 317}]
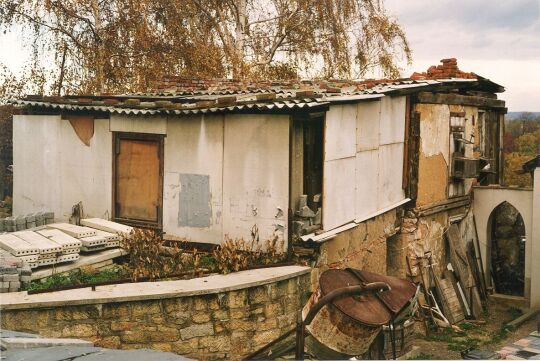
[
  {"left": 299, "top": 282, "right": 390, "bottom": 359},
  {"left": 304, "top": 268, "right": 417, "bottom": 357}
]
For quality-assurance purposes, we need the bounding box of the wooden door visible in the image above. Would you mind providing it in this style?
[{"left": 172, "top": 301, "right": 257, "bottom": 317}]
[{"left": 113, "top": 133, "right": 163, "bottom": 228}]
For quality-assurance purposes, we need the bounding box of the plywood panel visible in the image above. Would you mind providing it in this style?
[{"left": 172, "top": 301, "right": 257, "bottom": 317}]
[
  {"left": 163, "top": 115, "right": 224, "bottom": 244},
  {"left": 380, "top": 96, "right": 406, "bottom": 145},
  {"left": 325, "top": 104, "right": 357, "bottom": 161},
  {"left": 355, "top": 150, "right": 379, "bottom": 220},
  {"left": 378, "top": 143, "right": 406, "bottom": 209},
  {"left": 116, "top": 139, "right": 160, "bottom": 222},
  {"left": 222, "top": 114, "right": 289, "bottom": 246},
  {"left": 323, "top": 157, "right": 356, "bottom": 230},
  {"left": 356, "top": 101, "right": 381, "bottom": 151}
]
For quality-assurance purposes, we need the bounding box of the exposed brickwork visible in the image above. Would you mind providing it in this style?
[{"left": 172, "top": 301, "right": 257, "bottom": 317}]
[
  {"left": 410, "top": 58, "right": 477, "bottom": 80},
  {"left": 0, "top": 273, "right": 311, "bottom": 360}
]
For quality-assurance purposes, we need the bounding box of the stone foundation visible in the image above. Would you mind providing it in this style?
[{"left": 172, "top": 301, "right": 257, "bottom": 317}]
[{"left": 1, "top": 266, "right": 311, "bottom": 360}]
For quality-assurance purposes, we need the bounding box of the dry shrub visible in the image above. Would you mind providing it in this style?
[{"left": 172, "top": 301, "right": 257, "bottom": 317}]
[
  {"left": 213, "top": 227, "right": 286, "bottom": 274},
  {"left": 121, "top": 228, "right": 200, "bottom": 281}
]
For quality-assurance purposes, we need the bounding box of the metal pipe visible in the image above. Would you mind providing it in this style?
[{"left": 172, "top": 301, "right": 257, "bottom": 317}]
[{"left": 295, "top": 282, "right": 391, "bottom": 360}]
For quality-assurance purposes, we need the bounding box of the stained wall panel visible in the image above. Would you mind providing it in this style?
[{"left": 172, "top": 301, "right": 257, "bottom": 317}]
[
  {"left": 356, "top": 101, "right": 381, "bottom": 151},
  {"left": 325, "top": 104, "right": 357, "bottom": 161},
  {"left": 322, "top": 157, "right": 357, "bottom": 230},
  {"left": 380, "top": 96, "right": 406, "bottom": 145},
  {"left": 355, "top": 150, "right": 379, "bottom": 220},
  {"left": 222, "top": 114, "right": 289, "bottom": 246}
]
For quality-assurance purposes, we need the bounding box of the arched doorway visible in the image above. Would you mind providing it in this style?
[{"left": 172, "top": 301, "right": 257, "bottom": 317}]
[{"left": 488, "top": 202, "right": 526, "bottom": 296}]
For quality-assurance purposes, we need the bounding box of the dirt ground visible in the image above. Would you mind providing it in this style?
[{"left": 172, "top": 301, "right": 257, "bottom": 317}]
[{"left": 409, "top": 299, "right": 540, "bottom": 359}]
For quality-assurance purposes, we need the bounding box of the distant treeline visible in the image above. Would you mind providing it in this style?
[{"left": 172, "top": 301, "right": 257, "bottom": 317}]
[{"left": 503, "top": 112, "right": 540, "bottom": 187}]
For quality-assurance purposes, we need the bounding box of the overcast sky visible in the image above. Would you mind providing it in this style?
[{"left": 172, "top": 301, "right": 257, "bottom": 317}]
[
  {"left": 385, "top": 0, "right": 540, "bottom": 111},
  {"left": 1, "top": 1, "right": 539, "bottom": 111}
]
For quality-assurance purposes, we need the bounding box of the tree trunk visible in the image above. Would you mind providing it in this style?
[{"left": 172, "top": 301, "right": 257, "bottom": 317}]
[{"left": 232, "top": 0, "right": 247, "bottom": 79}]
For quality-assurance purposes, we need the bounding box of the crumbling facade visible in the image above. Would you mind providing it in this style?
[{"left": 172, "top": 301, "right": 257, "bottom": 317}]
[{"left": 11, "top": 59, "right": 507, "bottom": 294}]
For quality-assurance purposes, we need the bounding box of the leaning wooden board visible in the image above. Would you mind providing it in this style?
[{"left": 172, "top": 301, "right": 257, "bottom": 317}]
[{"left": 446, "top": 224, "right": 483, "bottom": 318}]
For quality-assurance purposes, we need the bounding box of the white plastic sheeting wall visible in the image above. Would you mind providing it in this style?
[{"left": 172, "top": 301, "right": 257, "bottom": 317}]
[
  {"left": 13, "top": 115, "right": 112, "bottom": 219},
  {"left": 323, "top": 96, "right": 407, "bottom": 230}
]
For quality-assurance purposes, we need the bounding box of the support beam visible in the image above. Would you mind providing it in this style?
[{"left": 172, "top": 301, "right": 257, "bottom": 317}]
[{"left": 417, "top": 92, "right": 506, "bottom": 109}]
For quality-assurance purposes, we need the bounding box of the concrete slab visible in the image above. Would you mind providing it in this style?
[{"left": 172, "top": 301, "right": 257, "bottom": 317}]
[
  {"left": 0, "top": 233, "right": 39, "bottom": 256},
  {"left": 0, "top": 330, "right": 42, "bottom": 338},
  {"left": 47, "top": 223, "right": 97, "bottom": 238},
  {"left": 37, "top": 229, "right": 82, "bottom": 250},
  {"left": 75, "top": 348, "right": 193, "bottom": 360},
  {"left": 30, "top": 248, "right": 127, "bottom": 281},
  {"left": 93, "top": 229, "right": 121, "bottom": 242},
  {"left": 79, "top": 235, "right": 108, "bottom": 247},
  {"left": 12, "top": 231, "right": 62, "bottom": 254},
  {"left": 4, "top": 265, "right": 310, "bottom": 310},
  {"left": 80, "top": 218, "right": 133, "bottom": 235},
  {"left": 0, "top": 337, "right": 93, "bottom": 349},
  {"left": 1, "top": 346, "right": 101, "bottom": 361}
]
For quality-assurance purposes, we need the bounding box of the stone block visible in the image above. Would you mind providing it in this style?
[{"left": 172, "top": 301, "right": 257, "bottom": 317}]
[
  {"left": 3, "top": 273, "right": 19, "bottom": 281},
  {"left": 95, "top": 336, "right": 121, "bottom": 349},
  {"left": 180, "top": 323, "right": 214, "bottom": 340},
  {"left": 173, "top": 338, "right": 199, "bottom": 355},
  {"left": 9, "top": 280, "right": 20, "bottom": 288},
  {"left": 253, "top": 329, "right": 280, "bottom": 347},
  {"left": 192, "top": 312, "right": 211, "bottom": 323},
  {"left": 229, "top": 319, "right": 256, "bottom": 332},
  {"left": 199, "top": 335, "right": 230, "bottom": 352},
  {"left": 61, "top": 323, "right": 97, "bottom": 338},
  {"left": 228, "top": 290, "right": 247, "bottom": 308}
]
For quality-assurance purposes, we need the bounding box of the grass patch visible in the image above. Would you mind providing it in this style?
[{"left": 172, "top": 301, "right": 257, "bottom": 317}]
[{"left": 23, "top": 265, "right": 127, "bottom": 291}]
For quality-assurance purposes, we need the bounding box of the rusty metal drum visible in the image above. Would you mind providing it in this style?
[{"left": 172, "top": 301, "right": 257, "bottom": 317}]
[{"left": 303, "top": 268, "right": 416, "bottom": 357}]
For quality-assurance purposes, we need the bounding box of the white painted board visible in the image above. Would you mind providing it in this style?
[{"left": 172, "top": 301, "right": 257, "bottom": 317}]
[
  {"left": 379, "top": 96, "right": 406, "bottom": 145},
  {"left": 322, "top": 157, "right": 356, "bottom": 230},
  {"left": 325, "top": 104, "right": 357, "bottom": 161},
  {"left": 356, "top": 101, "right": 381, "bottom": 151},
  {"left": 355, "top": 150, "right": 379, "bottom": 220}
]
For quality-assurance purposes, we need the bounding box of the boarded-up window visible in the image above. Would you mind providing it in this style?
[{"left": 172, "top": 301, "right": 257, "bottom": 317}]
[{"left": 114, "top": 133, "right": 163, "bottom": 226}]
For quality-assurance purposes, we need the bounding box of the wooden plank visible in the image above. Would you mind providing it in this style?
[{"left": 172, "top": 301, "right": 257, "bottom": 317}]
[
  {"left": 116, "top": 138, "right": 160, "bottom": 222},
  {"left": 417, "top": 92, "right": 506, "bottom": 109},
  {"left": 446, "top": 224, "right": 483, "bottom": 318},
  {"left": 439, "top": 277, "right": 465, "bottom": 324}
]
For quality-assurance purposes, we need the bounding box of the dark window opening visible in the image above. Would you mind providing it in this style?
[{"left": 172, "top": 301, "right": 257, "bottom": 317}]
[{"left": 290, "top": 116, "right": 324, "bottom": 237}]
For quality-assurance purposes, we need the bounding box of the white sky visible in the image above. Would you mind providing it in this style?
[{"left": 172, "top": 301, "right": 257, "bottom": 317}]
[
  {"left": 385, "top": 0, "right": 540, "bottom": 111},
  {"left": 1, "top": 1, "right": 539, "bottom": 111}
]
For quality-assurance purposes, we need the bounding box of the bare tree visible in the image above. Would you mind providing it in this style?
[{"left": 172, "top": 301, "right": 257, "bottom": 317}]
[{"left": 0, "top": 0, "right": 411, "bottom": 94}]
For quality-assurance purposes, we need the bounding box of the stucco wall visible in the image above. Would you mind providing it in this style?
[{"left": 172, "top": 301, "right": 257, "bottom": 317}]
[
  {"left": 1, "top": 267, "right": 311, "bottom": 360},
  {"left": 415, "top": 103, "right": 477, "bottom": 207},
  {"left": 473, "top": 186, "right": 533, "bottom": 300},
  {"left": 13, "top": 115, "right": 112, "bottom": 219}
]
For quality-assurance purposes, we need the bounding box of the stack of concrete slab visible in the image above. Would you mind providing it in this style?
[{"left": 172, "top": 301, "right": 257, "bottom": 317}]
[
  {"left": 0, "top": 211, "right": 54, "bottom": 233},
  {"left": 0, "top": 219, "right": 129, "bottom": 277},
  {"left": 0, "top": 250, "right": 32, "bottom": 292}
]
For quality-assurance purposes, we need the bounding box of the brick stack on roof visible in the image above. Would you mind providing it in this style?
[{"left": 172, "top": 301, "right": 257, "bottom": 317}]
[{"left": 410, "top": 58, "right": 477, "bottom": 80}]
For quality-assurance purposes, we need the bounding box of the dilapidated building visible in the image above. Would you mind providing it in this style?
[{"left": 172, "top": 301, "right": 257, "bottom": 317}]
[{"left": 12, "top": 59, "right": 522, "bottom": 304}]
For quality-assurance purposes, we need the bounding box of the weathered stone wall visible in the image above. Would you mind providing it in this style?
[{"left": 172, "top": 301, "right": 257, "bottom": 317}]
[
  {"left": 1, "top": 273, "right": 311, "bottom": 360},
  {"left": 0, "top": 105, "right": 13, "bottom": 201},
  {"left": 312, "top": 208, "right": 401, "bottom": 288}
]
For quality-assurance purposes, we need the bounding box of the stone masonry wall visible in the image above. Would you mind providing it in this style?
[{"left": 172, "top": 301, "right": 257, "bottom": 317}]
[
  {"left": 1, "top": 273, "right": 311, "bottom": 360},
  {"left": 312, "top": 208, "right": 401, "bottom": 289}
]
